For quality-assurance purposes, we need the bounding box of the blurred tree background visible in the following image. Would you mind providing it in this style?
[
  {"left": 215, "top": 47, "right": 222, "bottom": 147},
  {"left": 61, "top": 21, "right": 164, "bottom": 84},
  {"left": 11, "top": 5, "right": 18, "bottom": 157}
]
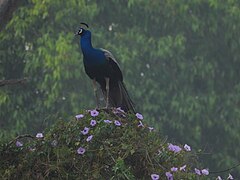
[{"left": 1, "top": 0, "right": 240, "bottom": 176}]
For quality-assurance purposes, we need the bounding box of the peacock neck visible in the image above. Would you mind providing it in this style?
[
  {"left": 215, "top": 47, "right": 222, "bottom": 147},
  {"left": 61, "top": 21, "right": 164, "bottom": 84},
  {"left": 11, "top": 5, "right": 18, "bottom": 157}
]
[
  {"left": 80, "top": 36, "right": 94, "bottom": 56},
  {"left": 80, "top": 33, "right": 106, "bottom": 65}
]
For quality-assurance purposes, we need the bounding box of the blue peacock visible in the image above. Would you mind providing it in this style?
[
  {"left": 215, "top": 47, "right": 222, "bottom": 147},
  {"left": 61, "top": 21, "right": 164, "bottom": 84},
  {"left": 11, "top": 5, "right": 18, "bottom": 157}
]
[{"left": 75, "top": 23, "right": 135, "bottom": 113}]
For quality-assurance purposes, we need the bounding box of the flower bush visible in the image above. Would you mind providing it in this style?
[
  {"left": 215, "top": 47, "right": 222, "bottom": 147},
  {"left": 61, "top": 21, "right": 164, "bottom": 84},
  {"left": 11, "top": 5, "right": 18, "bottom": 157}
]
[{"left": 0, "top": 109, "right": 211, "bottom": 179}]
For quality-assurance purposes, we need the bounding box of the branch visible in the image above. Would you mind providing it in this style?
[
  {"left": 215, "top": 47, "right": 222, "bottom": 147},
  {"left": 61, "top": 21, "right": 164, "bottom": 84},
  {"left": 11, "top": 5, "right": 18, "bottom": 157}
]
[{"left": 0, "top": 78, "right": 27, "bottom": 87}]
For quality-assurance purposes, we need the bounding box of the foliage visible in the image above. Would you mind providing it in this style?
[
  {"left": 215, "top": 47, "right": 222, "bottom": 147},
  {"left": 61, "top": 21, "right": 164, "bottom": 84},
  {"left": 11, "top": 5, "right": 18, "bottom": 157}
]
[
  {"left": 0, "top": 109, "right": 207, "bottom": 179},
  {"left": 0, "top": 0, "right": 98, "bottom": 138},
  {"left": 0, "top": 0, "right": 240, "bottom": 177}
]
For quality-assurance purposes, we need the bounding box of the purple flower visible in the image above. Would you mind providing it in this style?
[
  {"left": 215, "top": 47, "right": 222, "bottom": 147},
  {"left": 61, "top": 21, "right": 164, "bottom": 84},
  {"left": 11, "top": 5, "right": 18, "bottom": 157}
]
[
  {"left": 104, "top": 119, "right": 112, "bottom": 124},
  {"left": 81, "top": 127, "right": 89, "bottom": 135},
  {"left": 171, "top": 167, "right": 178, "bottom": 172},
  {"left": 180, "top": 165, "right": 186, "bottom": 171},
  {"left": 217, "top": 176, "right": 222, "bottom": 180},
  {"left": 86, "top": 135, "right": 93, "bottom": 142},
  {"left": 195, "top": 168, "right": 201, "bottom": 175},
  {"left": 117, "top": 107, "right": 125, "bottom": 113},
  {"left": 138, "top": 121, "right": 144, "bottom": 127},
  {"left": 227, "top": 174, "right": 234, "bottom": 180},
  {"left": 16, "top": 141, "right": 23, "bottom": 147},
  {"left": 151, "top": 174, "right": 159, "bottom": 180},
  {"left": 90, "top": 110, "right": 99, "bottom": 117},
  {"left": 90, "top": 120, "right": 97, "bottom": 127},
  {"left": 75, "top": 114, "right": 84, "bottom": 120},
  {"left": 165, "top": 172, "right": 173, "bottom": 180},
  {"left": 136, "top": 113, "right": 143, "bottom": 120},
  {"left": 201, "top": 169, "right": 209, "bottom": 175},
  {"left": 148, "top": 127, "right": 154, "bottom": 132},
  {"left": 184, "top": 144, "right": 191, "bottom": 151},
  {"left": 36, "top": 133, "right": 44, "bottom": 138},
  {"left": 168, "top": 143, "right": 182, "bottom": 153},
  {"left": 77, "top": 147, "right": 85, "bottom": 155},
  {"left": 114, "top": 120, "right": 121, "bottom": 126}
]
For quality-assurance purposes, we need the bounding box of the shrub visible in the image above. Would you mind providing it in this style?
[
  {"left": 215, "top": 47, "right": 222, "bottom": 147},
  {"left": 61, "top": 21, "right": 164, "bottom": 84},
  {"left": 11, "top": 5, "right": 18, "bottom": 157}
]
[{"left": 0, "top": 109, "right": 208, "bottom": 179}]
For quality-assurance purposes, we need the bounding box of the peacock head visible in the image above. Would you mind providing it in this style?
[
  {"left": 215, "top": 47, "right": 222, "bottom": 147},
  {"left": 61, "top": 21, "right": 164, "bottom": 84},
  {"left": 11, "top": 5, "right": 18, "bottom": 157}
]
[{"left": 75, "top": 22, "right": 89, "bottom": 36}]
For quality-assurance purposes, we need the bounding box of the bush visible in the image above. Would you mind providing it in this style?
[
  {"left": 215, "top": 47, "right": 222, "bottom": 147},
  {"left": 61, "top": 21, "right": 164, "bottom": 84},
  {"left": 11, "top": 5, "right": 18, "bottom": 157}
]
[{"left": 0, "top": 109, "right": 208, "bottom": 179}]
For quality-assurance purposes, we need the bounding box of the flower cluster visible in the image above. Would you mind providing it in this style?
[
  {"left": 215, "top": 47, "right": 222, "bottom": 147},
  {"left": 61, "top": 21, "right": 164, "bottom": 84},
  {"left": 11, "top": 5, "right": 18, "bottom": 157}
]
[
  {"left": 151, "top": 143, "right": 211, "bottom": 179},
  {"left": 163, "top": 164, "right": 187, "bottom": 180},
  {"left": 76, "top": 109, "right": 127, "bottom": 155},
  {"left": 152, "top": 164, "right": 209, "bottom": 179},
  {"left": 75, "top": 110, "right": 220, "bottom": 179},
  {"left": 76, "top": 110, "right": 147, "bottom": 156},
  {"left": 77, "top": 110, "right": 100, "bottom": 155},
  {"left": 8, "top": 109, "right": 238, "bottom": 180}
]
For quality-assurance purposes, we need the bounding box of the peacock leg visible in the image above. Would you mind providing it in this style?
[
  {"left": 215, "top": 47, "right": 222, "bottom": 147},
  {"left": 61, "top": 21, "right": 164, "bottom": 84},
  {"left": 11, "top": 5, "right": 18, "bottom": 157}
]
[
  {"left": 105, "top": 77, "right": 110, "bottom": 109},
  {"left": 92, "top": 79, "right": 99, "bottom": 109}
]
